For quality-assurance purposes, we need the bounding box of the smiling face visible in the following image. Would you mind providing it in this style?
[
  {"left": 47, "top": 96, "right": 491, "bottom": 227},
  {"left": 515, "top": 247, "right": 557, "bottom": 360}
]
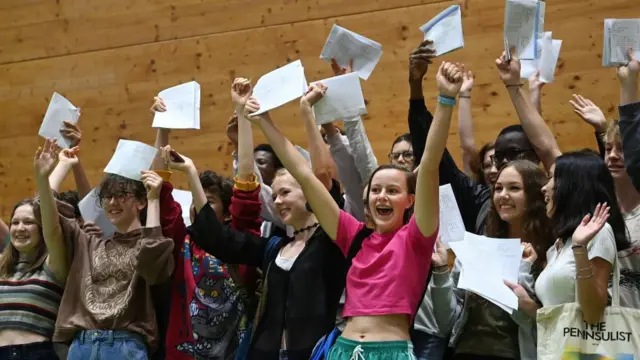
[
  {"left": 271, "top": 170, "right": 308, "bottom": 226},
  {"left": 604, "top": 140, "right": 626, "bottom": 180},
  {"left": 389, "top": 140, "right": 415, "bottom": 170},
  {"left": 492, "top": 166, "right": 526, "bottom": 223},
  {"left": 367, "top": 168, "right": 415, "bottom": 233},
  {"left": 98, "top": 175, "right": 147, "bottom": 232},
  {"left": 541, "top": 164, "right": 556, "bottom": 217},
  {"left": 9, "top": 204, "right": 42, "bottom": 253}
]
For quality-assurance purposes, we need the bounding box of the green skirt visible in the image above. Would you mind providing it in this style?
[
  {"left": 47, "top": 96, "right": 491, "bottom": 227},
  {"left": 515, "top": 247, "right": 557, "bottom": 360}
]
[{"left": 326, "top": 336, "right": 416, "bottom": 360}]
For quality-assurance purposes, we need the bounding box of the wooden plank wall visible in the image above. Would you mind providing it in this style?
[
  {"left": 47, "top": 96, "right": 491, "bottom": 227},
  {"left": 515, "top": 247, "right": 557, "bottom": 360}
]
[{"left": 0, "top": 0, "right": 637, "bottom": 218}]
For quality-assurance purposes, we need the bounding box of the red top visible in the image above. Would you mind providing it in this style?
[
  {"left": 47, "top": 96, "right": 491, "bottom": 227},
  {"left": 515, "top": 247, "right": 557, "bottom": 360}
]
[{"left": 163, "top": 185, "right": 262, "bottom": 360}]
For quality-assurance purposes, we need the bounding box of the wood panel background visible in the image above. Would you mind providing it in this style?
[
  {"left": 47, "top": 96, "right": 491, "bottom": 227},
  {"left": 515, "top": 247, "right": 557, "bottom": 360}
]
[{"left": 0, "top": 0, "right": 637, "bottom": 218}]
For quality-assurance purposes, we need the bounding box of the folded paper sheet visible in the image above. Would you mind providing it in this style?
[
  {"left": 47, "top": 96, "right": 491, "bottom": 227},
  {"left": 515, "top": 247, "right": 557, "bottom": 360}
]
[
  {"left": 172, "top": 189, "right": 193, "bottom": 226},
  {"left": 520, "top": 32, "right": 562, "bottom": 82},
  {"left": 103, "top": 140, "right": 158, "bottom": 181},
  {"left": 438, "top": 184, "right": 465, "bottom": 248},
  {"left": 251, "top": 60, "right": 308, "bottom": 116},
  {"left": 38, "top": 93, "right": 81, "bottom": 149},
  {"left": 504, "top": 0, "right": 545, "bottom": 60},
  {"left": 152, "top": 81, "right": 201, "bottom": 129},
  {"left": 320, "top": 25, "right": 383, "bottom": 80},
  {"left": 450, "top": 233, "right": 524, "bottom": 314},
  {"left": 78, "top": 188, "right": 117, "bottom": 238},
  {"left": 420, "top": 5, "right": 464, "bottom": 56},
  {"left": 312, "top": 73, "right": 367, "bottom": 125},
  {"left": 603, "top": 19, "right": 640, "bottom": 67}
]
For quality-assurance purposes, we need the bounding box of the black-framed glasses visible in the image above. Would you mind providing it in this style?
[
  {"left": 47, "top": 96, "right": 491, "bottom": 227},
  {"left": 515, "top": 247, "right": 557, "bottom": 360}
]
[
  {"left": 98, "top": 191, "right": 133, "bottom": 204},
  {"left": 389, "top": 150, "right": 415, "bottom": 162}
]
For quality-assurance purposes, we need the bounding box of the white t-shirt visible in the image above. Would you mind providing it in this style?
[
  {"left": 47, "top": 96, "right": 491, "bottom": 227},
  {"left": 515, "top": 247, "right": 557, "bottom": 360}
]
[
  {"left": 535, "top": 223, "right": 617, "bottom": 307},
  {"left": 617, "top": 205, "right": 640, "bottom": 308}
]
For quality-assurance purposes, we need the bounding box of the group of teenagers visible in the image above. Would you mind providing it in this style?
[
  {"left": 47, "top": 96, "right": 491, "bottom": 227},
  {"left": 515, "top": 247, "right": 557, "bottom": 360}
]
[{"left": 1, "top": 35, "right": 640, "bottom": 360}]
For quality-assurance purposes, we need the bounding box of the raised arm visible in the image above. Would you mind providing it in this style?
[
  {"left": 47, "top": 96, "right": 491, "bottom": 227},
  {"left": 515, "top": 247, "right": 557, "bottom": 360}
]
[
  {"left": 150, "top": 97, "right": 170, "bottom": 171},
  {"left": 528, "top": 71, "right": 545, "bottom": 115},
  {"left": 415, "top": 62, "right": 462, "bottom": 236},
  {"left": 245, "top": 86, "right": 341, "bottom": 240},
  {"left": 324, "top": 123, "right": 365, "bottom": 221},
  {"left": 300, "top": 83, "right": 334, "bottom": 190},
  {"left": 48, "top": 147, "right": 79, "bottom": 192},
  {"left": 569, "top": 94, "right": 608, "bottom": 157},
  {"left": 496, "top": 49, "right": 561, "bottom": 172},
  {"left": 137, "top": 171, "right": 175, "bottom": 285},
  {"left": 617, "top": 48, "right": 640, "bottom": 190},
  {"left": 457, "top": 66, "right": 477, "bottom": 175},
  {"left": 231, "top": 78, "right": 258, "bottom": 183},
  {"left": 331, "top": 59, "right": 378, "bottom": 183},
  {"left": 34, "top": 139, "right": 69, "bottom": 282},
  {"left": 60, "top": 121, "right": 91, "bottom": 198}
]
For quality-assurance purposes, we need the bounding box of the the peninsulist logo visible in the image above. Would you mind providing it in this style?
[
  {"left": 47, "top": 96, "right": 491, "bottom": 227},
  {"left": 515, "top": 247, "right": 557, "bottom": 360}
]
[{"left": 563, "top": 321, "right": 633, "bottom": 342}]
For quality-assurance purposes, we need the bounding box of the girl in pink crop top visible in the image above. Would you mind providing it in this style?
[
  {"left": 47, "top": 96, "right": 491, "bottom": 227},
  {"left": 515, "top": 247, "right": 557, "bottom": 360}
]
[{"left": 244, "top": 60, "right": 463, "bottom": 359}]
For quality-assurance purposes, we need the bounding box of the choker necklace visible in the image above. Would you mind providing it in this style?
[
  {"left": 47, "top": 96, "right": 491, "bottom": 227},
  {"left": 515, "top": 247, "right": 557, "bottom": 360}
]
[{"left": 293, "top": 222, "right": 319, "bottom": 236}]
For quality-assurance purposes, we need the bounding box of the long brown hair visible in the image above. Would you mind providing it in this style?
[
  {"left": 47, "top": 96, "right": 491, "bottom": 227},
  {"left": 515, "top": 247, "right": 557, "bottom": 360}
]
[
  {"left": 0, "top": 199, "right": 48, "bottom": 278},
  {"left": 485, "top": 160, "right": 552, "bottom": 274}
]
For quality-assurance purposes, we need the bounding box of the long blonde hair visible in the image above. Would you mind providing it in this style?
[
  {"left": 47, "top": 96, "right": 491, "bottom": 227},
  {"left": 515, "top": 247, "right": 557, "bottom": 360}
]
[{"left": 0, "top": 199, "right": 48, "bottom": 278}]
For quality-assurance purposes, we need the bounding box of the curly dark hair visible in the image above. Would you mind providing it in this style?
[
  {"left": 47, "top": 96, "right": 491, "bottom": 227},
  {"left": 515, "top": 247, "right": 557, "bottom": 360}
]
[
  {"left": 56, "top": 190, "right": 81, "bottom": 219},
  {"left": 199, "top": 170, "right": 233, "bottom": 216},
  {"left": 485, "top": 160, "right": 552, "bottom": 274},
  {"left": 97, "top": 174, "right": 147, "bottom": 224}
]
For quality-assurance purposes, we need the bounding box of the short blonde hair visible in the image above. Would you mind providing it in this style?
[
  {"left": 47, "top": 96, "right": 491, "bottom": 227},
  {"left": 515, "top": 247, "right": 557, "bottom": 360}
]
[
  {"left": 602, "top": 119, "right": 621, "bottom": 146},
  {"left": 273, "top": 168, "right": 301, "bottom": 188}
]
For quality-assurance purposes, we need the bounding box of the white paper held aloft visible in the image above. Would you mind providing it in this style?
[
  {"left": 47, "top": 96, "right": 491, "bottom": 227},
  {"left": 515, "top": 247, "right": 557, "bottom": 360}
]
[
  {"left": 152, "top": 81, "right": 201, "bottom": 129},
  {"left": 172, "top": 189, "right": 193, "bottom": 226},
  {"left": 251, "top": 60, "right": 308, "bottom": 116},
  {"left": 311, "top": 73, "right": 367, "bottom": 125},
  {"left": 504, "top": 0, "right": 545, "bottom": 60},
  {"left": 38, "top": 93, "right": 81, "bottom": 149},
  {"left": 320, "top": 25, "right": 383, "bottom": 80},
  {"left": 420, "top": 5, "right": 464, "bottom": 56},
  {"left": 78, "top": 188, "right": 118, "bottom": 238},
  {"left": 103, "top": 140, "right": 158, "bottom": 181}
]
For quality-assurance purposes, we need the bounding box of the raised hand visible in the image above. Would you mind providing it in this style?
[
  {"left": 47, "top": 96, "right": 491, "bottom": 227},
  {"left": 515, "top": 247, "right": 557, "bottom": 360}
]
[
  {"left": 528, "top": 70, "right": 545, "bottom": 93},
  {"left": 331, "top": 58, "right": 353, "bottom": 76},
  {"left": 34, "top": 139, "right": 59, "bottom": 179},
  {"left": 431, "top": 237, "right": 448, "bottom": 267},
  {"left": 300, "top": 82, "right": 327, "bottom": 107},
  {"left": 521, "top": 243, "right": 538, "bottom": 264},
  {"left": 226, "top": 112, "right": 239, "bottom": 145},
  {"left": 569, "top": 94, "right": 607, "bottom": 132},
  {"left": 616, "top": 48, "right": 640, "bottom": 86},
  {"left": 141, "top": 170, "right": 163, "bottom": 200},
  {"left": 495, "top": 47, "right": 521, "bottom": 86},
  {"left": 436, "top": 62, "right": 463, "bottom": 98},
  {"left": 82, "top": 221, "right": 104, "bottom": 238},
  {"left": 159, "top": 145, "right": 195, "bottom": 173},
  {"left": 572, "top": 203, "right": 611, "bottom": 246},
  {"left": 243, "top": 97, "right": 264, "bottom": 123},
  {"left": 504, "top": 280, "right": 536, "bottom": 316},
  {"left": 409, "top": 40, "right": 436, "bottom": 81},
  {"left": 459, "top": 65, "right": 474, "bottom": 95},
  {"left": 231, "top": 77, "right": 253, "bottom": 109},
  {"left": 60, "top": 121, "right": 82, "bottom": 147},
  {"left": 150, "top": 96, "right": 167, "bottom": 113},
  {"left": 58, "top": 146, "right": 80, "bottom": 166}
]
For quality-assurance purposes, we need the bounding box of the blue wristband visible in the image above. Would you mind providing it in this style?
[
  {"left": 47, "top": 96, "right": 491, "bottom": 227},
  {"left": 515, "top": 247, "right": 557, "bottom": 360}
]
[{"left": 438, "top": 95, "right": 456, "bottom": 106}]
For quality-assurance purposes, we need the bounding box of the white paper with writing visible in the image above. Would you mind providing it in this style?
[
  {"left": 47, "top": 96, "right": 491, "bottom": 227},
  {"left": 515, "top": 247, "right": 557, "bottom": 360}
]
[
  {"left": 152, "top": 81, "right": 201, "bottom": 129},
  {"left": 38, "top": 93, "right": 81, "bottom": 149},
  {"left": 603, "top": 19, "right": 640, "bottom": 67},
  {"left": 320, "top": 25, "right": 383, "bottom": 80},
  {"left": 78, "top": 188, "right": 117, "bottom": 238},
  {"left": 103, "top": 140, "right": 158, "bottom": 181},
  {"left": 438, "top": 184, "right": 465, "bottom": 248},
  {"left": 539, "top": 35, "right": 562, "bottom": 83},
  {"left": 312, "top": 73, "right": 367, "bottom": 125},
  {"left": 420, "top": 5, "right": 464, "bottom": 56},
  {"left": 251, "top": 60, "right": 308, "bottom": 116},
  {"left": 504, "top": 0, "right": 545, "bottom": 60},
  {"left": 172, "top": 189, "right": 193, "bottom": 226}
]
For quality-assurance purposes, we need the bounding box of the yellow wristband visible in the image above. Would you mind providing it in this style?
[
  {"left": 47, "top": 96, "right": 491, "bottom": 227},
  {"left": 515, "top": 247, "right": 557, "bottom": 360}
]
[
  {"left": 234, "top": 174, "right": 259, "bottom": 191},
  {"left": 153, "top": 170, "right": 172, "bottom": 182}
]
